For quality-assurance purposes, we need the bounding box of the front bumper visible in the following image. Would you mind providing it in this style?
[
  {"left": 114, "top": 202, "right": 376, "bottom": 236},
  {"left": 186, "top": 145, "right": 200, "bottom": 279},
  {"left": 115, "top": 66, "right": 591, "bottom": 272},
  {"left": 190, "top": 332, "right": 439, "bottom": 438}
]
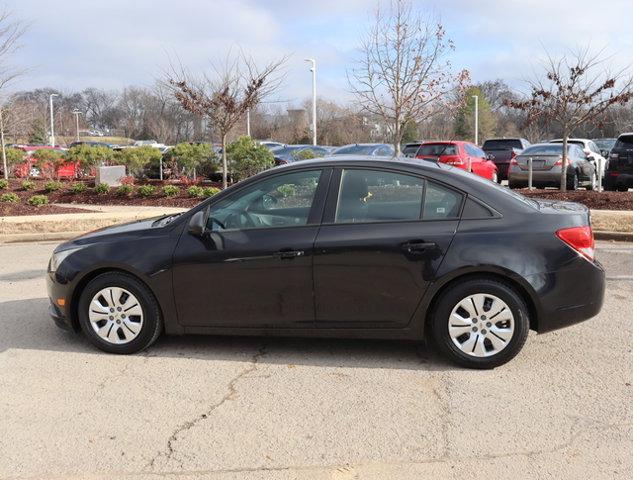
[
  {"left": 46, "top": 272, "right": 75, "bottom": 331},
  {"left": 526, "top": 258, "right": 606, "bottom": 333}
]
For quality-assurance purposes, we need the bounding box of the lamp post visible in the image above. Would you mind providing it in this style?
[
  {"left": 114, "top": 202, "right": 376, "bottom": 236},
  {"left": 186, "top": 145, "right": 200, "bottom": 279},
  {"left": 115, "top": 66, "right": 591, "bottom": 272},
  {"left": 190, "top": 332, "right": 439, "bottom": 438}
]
[
  {"left": 246, "top": 107, "right": 251, "bottom": 137},
  {"left": 304, "top": 58, "right": 317, "bottom": 146},
  {"left": 49, "top": 93, "right": 59, "bottom": 146},
  {"left": 72, "top": 109, "right": 82, "bottom": 142},
  {"left": 472, "top": 94, "right": 479, "bottom": 145}
]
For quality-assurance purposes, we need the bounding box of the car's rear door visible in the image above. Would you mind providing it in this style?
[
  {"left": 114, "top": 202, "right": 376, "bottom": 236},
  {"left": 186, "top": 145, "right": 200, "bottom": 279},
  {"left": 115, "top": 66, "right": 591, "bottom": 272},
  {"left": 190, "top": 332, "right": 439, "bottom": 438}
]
[{"left": 313, "top": 167, "right": 461, "bottom": 329}]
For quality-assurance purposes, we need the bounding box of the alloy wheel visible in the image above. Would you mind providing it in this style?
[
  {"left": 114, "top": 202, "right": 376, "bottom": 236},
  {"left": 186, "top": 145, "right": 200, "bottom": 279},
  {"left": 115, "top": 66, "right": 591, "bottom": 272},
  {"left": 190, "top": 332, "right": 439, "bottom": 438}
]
[
  {"left": 88, "top": 287, "right": 144, "bottom": 345},
  {"left": 448, "top": 293, "right": 515, "bottom": 358}
]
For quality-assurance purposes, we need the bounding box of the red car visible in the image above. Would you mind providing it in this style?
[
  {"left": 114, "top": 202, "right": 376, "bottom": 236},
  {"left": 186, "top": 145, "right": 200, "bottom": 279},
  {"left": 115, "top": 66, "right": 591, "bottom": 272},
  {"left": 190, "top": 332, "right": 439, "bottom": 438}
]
[
  {"left": 415, "top": 141, "right": 498, "bottom": 181},
  {"left": 12, "top": 145, "right": 78, "bottom": 178}
]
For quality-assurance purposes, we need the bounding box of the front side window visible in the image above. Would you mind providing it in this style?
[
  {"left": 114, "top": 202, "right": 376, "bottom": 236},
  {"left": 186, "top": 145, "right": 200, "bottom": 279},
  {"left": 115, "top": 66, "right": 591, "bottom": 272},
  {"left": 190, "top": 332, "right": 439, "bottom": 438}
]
[
  {"left": 334, "top": 169, "right": 424, "bottom": 223},
  {"left": 207, "top": 170, "right": 322, "bottom": 230}
]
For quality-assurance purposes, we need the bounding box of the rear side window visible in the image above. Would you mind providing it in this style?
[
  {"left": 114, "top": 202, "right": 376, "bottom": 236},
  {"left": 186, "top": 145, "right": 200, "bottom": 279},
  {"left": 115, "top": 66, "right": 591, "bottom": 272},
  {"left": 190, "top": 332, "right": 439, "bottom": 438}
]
[
  {"left": 462, "top": 197, "right": 494, "bottom": 219},
  {"left": 423, "top": 182, "right": 463, "bottom": 220},
  {"left": 482, "top": 139, "right": 523, "bottom": 150},
  {"left": 335, "top": 169, "right": 424, "bottom": 223},
  {"left": 402, "top": 144, "right": 421, "bottom": 157}
]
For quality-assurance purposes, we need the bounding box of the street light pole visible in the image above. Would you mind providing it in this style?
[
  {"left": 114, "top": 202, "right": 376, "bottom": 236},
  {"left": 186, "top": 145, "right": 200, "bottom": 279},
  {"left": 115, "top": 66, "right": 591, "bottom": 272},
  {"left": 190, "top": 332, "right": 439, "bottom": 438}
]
[
  {"left": 72, "top": 109, "right": 82, "bottom": 142},
  {"left": 246, "top": 107, "right": 251, "bottom": 137},
  {"left": 304, "top": 58, "right": 317, "bottom": 146},
  {"left": 472, "top": 95, "right": 479, "bottom": 146},
  {"left": 49, "top": 93, "right": 59, "bottom": 146}
]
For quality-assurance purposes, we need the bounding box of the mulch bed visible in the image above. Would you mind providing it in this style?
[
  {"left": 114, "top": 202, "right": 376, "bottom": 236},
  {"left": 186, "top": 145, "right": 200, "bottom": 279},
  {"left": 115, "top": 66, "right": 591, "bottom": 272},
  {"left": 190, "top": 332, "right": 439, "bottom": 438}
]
[
  {"left": 519, "top": 190, "right": 633, "bottom": 211},
  {"left": 0, "top": 203, "right": 94, "bottom": 216}
]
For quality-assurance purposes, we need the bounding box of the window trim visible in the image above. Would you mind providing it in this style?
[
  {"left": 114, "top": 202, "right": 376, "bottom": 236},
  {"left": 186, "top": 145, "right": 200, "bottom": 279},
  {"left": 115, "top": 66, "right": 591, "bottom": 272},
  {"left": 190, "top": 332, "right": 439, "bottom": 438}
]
[{"left": 322, "top": 166, "right": 466, "bottom": 226}]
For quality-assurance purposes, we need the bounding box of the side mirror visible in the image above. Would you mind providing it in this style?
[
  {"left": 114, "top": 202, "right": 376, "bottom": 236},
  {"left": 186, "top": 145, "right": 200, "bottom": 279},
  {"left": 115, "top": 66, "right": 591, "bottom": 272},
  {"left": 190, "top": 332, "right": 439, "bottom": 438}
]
[{"left": 188, "top": 211, "right": 206, "bottom": 237}]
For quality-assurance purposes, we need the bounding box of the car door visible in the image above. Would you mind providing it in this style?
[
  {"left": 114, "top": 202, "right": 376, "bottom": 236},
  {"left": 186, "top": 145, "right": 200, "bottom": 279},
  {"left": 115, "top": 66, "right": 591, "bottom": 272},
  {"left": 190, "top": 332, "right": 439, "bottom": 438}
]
[
  {"left": 313, "top": 167, "right": 461, "bottom": 329},
  {"left": 172, "top": 168, "right": 330, "bottom": 328}
]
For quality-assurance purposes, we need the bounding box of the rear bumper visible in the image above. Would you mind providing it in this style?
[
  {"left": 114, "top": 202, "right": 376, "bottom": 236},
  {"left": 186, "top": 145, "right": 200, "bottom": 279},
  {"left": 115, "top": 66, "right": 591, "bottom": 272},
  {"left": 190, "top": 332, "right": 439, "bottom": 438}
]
[
  {"left": 526, "top": 258, "right": 605, "bottom": 333},
  {"left": 605, "top": 173, "right": 633, "bottom": 187}
]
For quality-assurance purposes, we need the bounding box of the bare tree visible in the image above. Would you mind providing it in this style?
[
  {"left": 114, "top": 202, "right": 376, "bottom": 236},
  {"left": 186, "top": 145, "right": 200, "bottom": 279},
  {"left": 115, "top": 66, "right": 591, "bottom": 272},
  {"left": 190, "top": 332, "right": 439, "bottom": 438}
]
[
  {"left": 348, "top": 0, "right": 469, "bottom": 155},
  {"left": 0, "top": 10, "right": 26, "bottom": 179},
  {"left": 167, "top": 53, "right": 285, "bottom": 188},
  {"left": 505, "top": 47, "right": 633, "bottom": 190}
]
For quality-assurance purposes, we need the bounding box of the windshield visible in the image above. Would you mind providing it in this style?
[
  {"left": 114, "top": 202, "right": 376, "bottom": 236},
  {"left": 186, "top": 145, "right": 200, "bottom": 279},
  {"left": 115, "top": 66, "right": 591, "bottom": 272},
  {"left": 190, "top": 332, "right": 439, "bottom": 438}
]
[
  {"left": 333, "top": 145, "right": 380, "bottom": 155},
  {"left": 521, "top": 145, "right": 566, "bottom": 155},
  {"left": 615, "top": 135, "right": 633, "bottom": 148},
  {"left": 418, "top": 143, "right": 457, "bottom": 156},
  {"left": 482, "top": 139, "right": 523, "bottom": 150},
  {"left": 594, "top": 139, "right": 616, "bottom": 150},
  {"left": 272, "top": 146, "right": 305, "bottom": 156}
]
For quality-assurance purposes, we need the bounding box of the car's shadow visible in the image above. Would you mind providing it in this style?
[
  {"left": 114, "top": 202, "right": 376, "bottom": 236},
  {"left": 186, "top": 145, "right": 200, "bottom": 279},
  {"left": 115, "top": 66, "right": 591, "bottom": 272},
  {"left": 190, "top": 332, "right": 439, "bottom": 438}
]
[{"left": 0, "top": 298, "right": 458, "bottom": 371}]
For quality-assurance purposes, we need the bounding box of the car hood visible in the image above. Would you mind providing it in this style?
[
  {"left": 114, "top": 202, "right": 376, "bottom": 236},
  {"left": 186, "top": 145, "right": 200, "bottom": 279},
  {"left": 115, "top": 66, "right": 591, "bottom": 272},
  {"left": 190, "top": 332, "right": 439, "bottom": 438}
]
[{"left": 67, "top": 216, "right": 167, "bottom": 246}]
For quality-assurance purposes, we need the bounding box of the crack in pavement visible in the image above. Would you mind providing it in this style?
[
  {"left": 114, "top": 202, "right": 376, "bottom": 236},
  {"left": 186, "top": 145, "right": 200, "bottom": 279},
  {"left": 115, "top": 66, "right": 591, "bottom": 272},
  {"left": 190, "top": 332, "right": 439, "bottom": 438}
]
[
  {"left": 5, "top": 418, "right": 632, "bottom": 479},
  {"left": 145, "top": 344, "right": 268, "bottom": 470}
]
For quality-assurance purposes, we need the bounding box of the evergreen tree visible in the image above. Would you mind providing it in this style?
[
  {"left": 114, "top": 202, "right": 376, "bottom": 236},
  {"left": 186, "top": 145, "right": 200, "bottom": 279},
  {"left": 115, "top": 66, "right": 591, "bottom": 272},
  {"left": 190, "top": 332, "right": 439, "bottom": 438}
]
[{"left": 455, "top": 86, "right": 496, "bottom": 144}]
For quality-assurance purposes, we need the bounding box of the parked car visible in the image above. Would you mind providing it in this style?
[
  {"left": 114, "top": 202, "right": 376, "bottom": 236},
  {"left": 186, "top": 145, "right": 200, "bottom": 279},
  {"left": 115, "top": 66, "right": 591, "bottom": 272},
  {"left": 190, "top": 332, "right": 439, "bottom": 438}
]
[
  {"left": 508, "top": 143, "right": 597, "bottom": 190},
  {"left": 46, "top": 156, "right": 605, "bottom": 369},
  {"left": 332, "top": 143, "right": 395, "bottom": 156},
  {"left": 402, "top": 142, "right": 423, "bottom": 158},
  {"left": 593, "top": 138, "right": 617, "bottom": 158},
  {"left": 68, "top": 141, "right": 115, "bottom": 149},
  {"left": 415, "top": 141, "right": 498, "bottom": 181},
  {"left": 258, "top": 141, "right": 284, "bottom": 150},
  {"left": 272, "top": 145, "right": 330, "bottom": 165},
  {"left": 605, "top": 133, "right": 633, "bottom": 191},
  {"left": 12, "top": 146, "right": 78, "bottom": 178},
  {"left": 549, "top": 138, "right": 607, "bottom": 180},
  {"left": 482, "top": 138, "right": 531, "bottom": 182}
]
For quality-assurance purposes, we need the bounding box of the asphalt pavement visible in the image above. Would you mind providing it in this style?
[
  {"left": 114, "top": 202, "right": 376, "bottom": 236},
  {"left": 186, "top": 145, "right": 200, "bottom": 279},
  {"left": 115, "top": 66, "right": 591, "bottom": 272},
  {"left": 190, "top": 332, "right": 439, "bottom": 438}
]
[{"left": 0, "top": 241, "right": 631, "bottom": 479}]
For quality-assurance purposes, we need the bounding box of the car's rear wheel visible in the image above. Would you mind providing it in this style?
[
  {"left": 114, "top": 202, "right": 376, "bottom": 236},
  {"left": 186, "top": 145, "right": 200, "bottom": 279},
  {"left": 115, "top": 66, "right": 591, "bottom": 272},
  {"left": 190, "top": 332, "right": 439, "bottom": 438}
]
[
  {"left": 78, "top": 272, "right": 163, "bottom": 354},
  {"left": 567, "top": 171, "right": 579, "bottom": 191},
  {"left": 430, "top": 278, "right": 530, "bottom": 369}
]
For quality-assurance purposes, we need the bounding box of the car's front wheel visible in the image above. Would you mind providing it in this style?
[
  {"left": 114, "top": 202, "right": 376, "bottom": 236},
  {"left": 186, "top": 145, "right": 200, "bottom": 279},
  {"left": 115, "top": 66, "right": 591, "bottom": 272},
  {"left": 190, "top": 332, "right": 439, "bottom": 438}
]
[
  {"left": 430, "top": 278, "right": 530, "bottom": 369},
  {"left": 78, "top": 272, "right": 163, "bottom": 354}
]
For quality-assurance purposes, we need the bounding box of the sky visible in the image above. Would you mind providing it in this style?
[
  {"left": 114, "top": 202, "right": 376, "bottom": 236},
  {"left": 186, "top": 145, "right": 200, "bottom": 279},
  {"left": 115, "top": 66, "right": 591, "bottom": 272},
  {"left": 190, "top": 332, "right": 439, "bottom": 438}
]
[{"left": 6, "top": 0, "right": 633, "bottom": 108}]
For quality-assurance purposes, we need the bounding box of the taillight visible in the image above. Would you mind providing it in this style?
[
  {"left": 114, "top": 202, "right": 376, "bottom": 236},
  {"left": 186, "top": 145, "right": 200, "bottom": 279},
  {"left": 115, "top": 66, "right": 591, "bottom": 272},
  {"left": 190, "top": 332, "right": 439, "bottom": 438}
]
[
  {"left": 610, "top": 153, "right": 619, "bottom": 159},
  {"left": 556, "top": 226, "right": 595, "bottom": 262},
  {"left": 509, "top": 157, "right": 518, "bottom": 165},
  {"left": 441, "top": 156, "right": 464, "bottom": 166},
  {"left": 554, "top": 155, "right": 563, "bottom": 166},
  {"left": 510, "top": 150, "right": 517, "bottom": 159}
]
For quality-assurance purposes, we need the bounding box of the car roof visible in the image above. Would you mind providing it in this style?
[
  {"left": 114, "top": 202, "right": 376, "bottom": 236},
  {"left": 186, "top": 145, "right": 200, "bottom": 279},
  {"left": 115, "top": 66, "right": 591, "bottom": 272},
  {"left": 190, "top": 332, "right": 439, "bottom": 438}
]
[{"left": 550, "top": 138, "right": 590, "bottom": 143}]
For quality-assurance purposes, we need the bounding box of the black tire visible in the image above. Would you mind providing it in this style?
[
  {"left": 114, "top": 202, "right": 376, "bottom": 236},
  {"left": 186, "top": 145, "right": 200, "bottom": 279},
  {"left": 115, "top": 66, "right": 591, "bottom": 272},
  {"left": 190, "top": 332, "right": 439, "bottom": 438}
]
[
  {"left": 430, "top": 278, "right": 530, "bottom": 369},
  {"left": 566, "top": 171, "right": 579, "bottom": 191},
  {"left": 78, "top": 272, "right": 163, "bottom": 354},
  {"left": 617, "top": 184, "right": 629, "bottom": 192},
  {"left": 508, "top": 181, "right": 521, "bottom": 189}
]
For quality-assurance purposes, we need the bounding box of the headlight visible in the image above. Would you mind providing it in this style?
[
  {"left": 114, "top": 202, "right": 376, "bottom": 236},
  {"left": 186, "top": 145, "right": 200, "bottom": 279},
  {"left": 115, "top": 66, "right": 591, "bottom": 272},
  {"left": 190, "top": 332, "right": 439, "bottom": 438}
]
[{"left": 49, "top": 247, "right": 83, "bottom": 272}]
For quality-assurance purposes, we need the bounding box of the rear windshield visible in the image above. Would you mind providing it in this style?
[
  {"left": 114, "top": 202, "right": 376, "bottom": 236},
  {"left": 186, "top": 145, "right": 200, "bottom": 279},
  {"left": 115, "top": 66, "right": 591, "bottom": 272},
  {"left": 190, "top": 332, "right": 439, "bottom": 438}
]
[
  {"left": 482, "top": 139, "right": 522, "bottom": 150},
  {"left": 333, "top": 145, "right": 380, "bottom": 155},
  {"left": 521, "top": 145, "right": 565, "bottom": 155},
  {"left": 402, "top": 144, "right": 421, "bottom": 156},
  {"left": 615, "top": 135, "right": 633, "bottom": 148},
  {"left": 418, "top": 143, "right": 457, "bottom": 156}
]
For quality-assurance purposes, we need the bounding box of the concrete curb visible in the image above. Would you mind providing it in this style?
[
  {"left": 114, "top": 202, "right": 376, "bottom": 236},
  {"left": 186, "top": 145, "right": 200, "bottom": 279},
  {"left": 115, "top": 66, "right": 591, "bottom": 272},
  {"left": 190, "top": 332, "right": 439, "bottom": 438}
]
[{"left": 594, "top": 231, "right": 633, "bottom": 242}]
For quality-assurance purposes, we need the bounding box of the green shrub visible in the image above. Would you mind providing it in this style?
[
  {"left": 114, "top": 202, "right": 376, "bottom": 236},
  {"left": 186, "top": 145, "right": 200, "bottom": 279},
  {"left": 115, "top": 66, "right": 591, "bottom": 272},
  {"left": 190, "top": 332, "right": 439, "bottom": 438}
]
[
  {"left": 116, "top": 146, "right": 162, "bottom": 176},
  {"left": 44, "top": 180, "right": 63, "bottom": 192},
  {"left": 0, "top": 192, "right": 19, "bottom": 203},
  {"left": 95, "top": 183, "right": 110, "bottom": 195},
  {"left": 116, "top": 184, "right": 134, "bottom": 196},
  {"left": 165, "top": 143, "right": 217, "bottom": 177},
  {"left": 187, "top": 185, "right": 205, "bottom": 197},
  {"left": 65, "top": 144, "right": 114, "bottom": 171},
  {"left": 277, "top": 184, "right": 296, "bottom": 197},
  {"left": 32, "top": 149, "right": 66, "bottom": 179},
  {"left": 162, "top": 185, "right": 180, "bottom": 197},
  {"left": 27, "top": 194, "right": 49, "bottom": 206},
  {"left": 203, "top": 186, "right": 221, "bottom": 197},
  {"left": 0, "top": 179, "right": 8, "bottom": 190},
  {"left": 70, "top": 182, "right": 87, "bottom": 194},
  {"left": 137, "top": 184, "right": 156, "bottom": 197},
  {"left": 226, "top": 136, "right": 274, "bottom": 181},
  {"left": 21, "top": 180, "right": 35, "bottom": 190}
]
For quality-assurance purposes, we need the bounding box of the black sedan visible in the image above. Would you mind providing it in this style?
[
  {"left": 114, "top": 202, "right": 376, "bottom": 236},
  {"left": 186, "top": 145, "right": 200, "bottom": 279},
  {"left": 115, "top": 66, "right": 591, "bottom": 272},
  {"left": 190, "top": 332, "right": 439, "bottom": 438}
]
[{"left": 46, "top": 157, "right": 605, "bottom": 368}]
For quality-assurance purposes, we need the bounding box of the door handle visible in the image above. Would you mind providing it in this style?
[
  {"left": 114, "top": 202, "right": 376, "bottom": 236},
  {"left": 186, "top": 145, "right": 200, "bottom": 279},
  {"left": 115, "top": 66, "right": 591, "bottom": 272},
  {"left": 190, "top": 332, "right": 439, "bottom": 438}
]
[
  {"left": 402, "top": 241, "right": 436, "bottom": 253},
  {"left": 274, "top": 249, "right": 304, "bottom": 260}
]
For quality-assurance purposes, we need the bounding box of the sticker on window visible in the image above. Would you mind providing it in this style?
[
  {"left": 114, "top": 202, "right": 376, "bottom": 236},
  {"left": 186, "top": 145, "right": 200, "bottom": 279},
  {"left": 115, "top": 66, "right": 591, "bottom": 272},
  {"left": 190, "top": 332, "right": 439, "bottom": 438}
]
[{"left": 436, "top": 207, "right": 446, "bottom": 214}]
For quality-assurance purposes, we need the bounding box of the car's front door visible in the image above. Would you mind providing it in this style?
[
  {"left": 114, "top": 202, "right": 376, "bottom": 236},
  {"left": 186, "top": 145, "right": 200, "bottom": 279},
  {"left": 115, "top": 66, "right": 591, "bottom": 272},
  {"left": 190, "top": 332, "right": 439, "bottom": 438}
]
[
  {"left": 172, "top": 168, "right": 329, "bottom": 328},
  {"left": 313, "top": 168, "right": 461, "bottom": 329}
]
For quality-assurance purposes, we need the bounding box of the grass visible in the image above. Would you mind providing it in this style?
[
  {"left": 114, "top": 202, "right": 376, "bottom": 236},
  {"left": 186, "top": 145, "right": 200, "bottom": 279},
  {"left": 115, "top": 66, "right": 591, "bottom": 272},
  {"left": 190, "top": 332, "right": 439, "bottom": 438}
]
[{"left": 58, "top": 135, "right": 135, "bottom": 146}]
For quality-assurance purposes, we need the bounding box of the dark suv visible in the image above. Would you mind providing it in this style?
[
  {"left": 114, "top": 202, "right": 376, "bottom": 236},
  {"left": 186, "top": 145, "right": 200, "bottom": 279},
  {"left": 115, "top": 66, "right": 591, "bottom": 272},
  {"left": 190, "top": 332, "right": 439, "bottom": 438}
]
[
  {"left": 605, "top": 134, "right": 633, "bottom": 191},
  {"left": 482, "top": 138, "right": 531, "bottom": 182}
]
